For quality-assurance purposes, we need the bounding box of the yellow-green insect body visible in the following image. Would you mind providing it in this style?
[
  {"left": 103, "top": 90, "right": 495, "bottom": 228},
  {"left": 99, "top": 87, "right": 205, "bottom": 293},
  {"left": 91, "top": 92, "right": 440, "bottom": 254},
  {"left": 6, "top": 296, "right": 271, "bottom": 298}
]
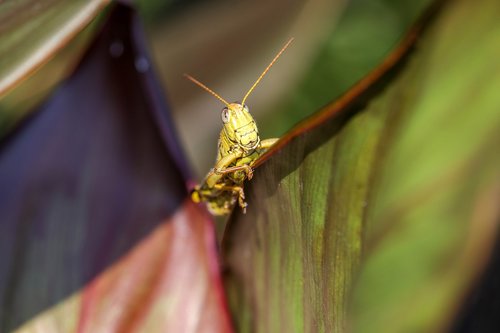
[
  {"left": 187, "top": 39, "right": 293, "bottom": 215},
  {"left": 218, "top": 103, "right": 259, "bottom": 173},
  {"left": 191, "top": 102, "right": 278, "bottom": 215}
]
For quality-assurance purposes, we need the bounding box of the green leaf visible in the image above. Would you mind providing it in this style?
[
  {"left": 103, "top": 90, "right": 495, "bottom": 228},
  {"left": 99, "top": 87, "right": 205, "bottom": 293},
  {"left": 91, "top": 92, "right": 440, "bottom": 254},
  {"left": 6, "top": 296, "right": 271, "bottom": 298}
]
[
  {"left": 222, "top": 0, "right": 500, "bottom": 332},
  {"left": 261, "top": 0, "right": 435, "bottom": 138}
]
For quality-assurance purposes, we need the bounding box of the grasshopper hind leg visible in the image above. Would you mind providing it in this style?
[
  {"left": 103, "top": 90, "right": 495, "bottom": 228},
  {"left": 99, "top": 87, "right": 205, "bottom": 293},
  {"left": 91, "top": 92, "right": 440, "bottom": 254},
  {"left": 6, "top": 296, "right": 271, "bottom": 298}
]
[
  {"left": 191, "top": 184, "right": 245, "bottom": 215},
  {"left": 213, "top": 183, "right": 247, "bottom": 214}
]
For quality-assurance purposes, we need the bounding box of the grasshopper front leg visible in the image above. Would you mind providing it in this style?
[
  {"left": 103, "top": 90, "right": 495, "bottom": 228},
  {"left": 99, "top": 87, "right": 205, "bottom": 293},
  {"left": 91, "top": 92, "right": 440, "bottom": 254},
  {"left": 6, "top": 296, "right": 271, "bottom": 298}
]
[
  {"left": 205, "top": 151, "right": 251, "bottom": 188},
  {"left": 248, "top": 138, "right": 279, "bottom": 168},
  {"left": 193, "top": 139, "right": 279, "bottom": 214},
  {"left": 191, "top": 151, "right": 243, "bottom": 206},
  {"left": 202, "top": 150, "right": 253, "bottom": 211},
  {"left": 260, "top": 138, "right": 279, "bottom": 149}
]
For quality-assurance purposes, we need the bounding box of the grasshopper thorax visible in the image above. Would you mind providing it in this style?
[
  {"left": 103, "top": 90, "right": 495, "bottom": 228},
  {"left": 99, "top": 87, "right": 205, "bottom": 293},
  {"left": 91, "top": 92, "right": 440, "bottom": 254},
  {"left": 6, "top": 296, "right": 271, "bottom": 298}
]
[{"left": 221, "top": 102, "right": 260, "bottom": 151}]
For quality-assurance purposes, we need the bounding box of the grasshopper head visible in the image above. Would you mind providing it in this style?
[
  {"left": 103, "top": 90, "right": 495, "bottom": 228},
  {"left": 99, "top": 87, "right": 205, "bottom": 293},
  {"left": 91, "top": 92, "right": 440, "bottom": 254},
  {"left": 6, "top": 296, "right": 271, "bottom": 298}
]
[
  {"left": 222, "top": 103, "right": 259, "bottom": 150},
  {"left": 184, "top": 38, "right": 293, "bottom": 152}
]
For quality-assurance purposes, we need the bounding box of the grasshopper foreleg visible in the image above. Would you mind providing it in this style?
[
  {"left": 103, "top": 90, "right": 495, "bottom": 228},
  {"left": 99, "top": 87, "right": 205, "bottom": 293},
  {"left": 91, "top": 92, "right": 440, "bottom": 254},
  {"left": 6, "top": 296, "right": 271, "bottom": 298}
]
[
  {"left": 259, "top": 138, "right": 279, "bottom": 149},
  {"left": 215, "top": 164, "right": 253, "bottom": 180}
]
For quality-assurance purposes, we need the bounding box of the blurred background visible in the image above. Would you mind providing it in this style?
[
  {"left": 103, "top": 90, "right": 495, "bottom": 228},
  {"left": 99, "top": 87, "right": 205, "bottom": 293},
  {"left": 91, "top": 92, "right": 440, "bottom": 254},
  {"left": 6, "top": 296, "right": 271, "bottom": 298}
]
[
  {"left": 132, "top": 0, "right": 431, "bottom": 177},
  {"left": 0, "top": 0, "right": 434, "bottom": 178},
  {"left": 135, "top": 0, "right": 346, "bottom": 177},
  {"left": 2, "top": 1, "right": 499, "bottom": 331}
]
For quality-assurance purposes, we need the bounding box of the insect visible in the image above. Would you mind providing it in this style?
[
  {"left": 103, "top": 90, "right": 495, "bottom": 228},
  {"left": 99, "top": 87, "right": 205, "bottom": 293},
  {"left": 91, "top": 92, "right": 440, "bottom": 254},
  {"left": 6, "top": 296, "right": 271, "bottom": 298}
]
[{"left": 186, "top": 38, "right": 293, "bottom": 216}]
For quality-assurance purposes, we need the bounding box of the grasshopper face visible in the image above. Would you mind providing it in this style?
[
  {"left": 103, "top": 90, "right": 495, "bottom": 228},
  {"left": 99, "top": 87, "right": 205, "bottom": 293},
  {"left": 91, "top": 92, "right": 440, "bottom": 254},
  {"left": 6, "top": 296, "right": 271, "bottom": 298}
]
[{"left": 222, "top": 102, "right": 260, "bottom": 151}]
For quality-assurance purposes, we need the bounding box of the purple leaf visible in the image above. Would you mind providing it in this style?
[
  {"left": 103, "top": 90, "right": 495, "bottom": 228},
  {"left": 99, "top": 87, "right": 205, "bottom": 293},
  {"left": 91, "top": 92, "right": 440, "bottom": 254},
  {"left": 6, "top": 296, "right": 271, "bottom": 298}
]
[{"left": 0, "top": 4, "right": 230, "bottom": 332}]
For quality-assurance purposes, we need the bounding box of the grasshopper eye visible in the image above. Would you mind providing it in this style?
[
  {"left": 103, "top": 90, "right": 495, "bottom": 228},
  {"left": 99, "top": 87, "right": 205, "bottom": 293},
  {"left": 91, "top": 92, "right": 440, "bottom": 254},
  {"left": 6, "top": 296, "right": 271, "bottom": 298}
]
[{"left": 221, "top": 108, "right": 230, "bottom": 123}]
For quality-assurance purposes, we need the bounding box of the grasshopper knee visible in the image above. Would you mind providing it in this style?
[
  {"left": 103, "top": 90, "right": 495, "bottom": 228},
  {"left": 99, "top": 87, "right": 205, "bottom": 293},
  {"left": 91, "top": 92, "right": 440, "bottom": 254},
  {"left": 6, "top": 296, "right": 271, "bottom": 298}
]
[{"left": 190, "top": 188, "right": 201, "bottom": 203}]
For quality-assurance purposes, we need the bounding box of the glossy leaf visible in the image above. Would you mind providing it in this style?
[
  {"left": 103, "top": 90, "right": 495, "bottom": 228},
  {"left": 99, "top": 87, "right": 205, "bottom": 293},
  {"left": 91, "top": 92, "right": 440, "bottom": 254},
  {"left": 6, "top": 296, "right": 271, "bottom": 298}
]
[
  {"left": 222, "top": 0, "right": 500, "bottom": 332},
  {"left": 0, "top": 4, "right": 230, "bottom": 332}
]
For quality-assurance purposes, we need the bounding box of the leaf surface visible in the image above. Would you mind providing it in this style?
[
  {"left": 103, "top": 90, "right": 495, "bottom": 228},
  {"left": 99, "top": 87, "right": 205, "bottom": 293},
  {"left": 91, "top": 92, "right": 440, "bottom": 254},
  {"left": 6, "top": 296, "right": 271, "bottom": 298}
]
[
  {"left": 0, "top": 0, "right": 110, "bottom": 137},
  {"left": 222, "top": 0, "right": 500, "bottom": 331},
  {"left": 0, "top": 4, "right": 231, "bottom": 332},
  {"left": 0, "top": 0, "right": 110, "bottom": 95},
  {"left": 15, "top": 201, "right": 232, "bottom": 333}
]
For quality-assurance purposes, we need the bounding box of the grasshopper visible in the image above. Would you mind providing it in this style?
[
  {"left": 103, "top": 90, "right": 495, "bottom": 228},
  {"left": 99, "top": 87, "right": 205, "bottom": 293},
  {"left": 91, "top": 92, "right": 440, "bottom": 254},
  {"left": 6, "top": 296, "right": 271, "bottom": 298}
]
[{"left": 186, "top": 38, "right": 293, "bottom": 216}]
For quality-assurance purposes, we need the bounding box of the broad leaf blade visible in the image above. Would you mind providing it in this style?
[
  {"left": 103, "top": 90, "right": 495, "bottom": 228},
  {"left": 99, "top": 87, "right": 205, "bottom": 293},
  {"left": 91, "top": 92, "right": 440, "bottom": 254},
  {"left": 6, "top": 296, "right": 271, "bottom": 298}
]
[
  {"left": 222, "top": 0, "right": 500, "bottom": 332},
  {"left": 0, "top": 0, "right": 110, "bottom": 138},
  {"left": 0, "top": 4, "right": 230, "bottom": 332},
  {"left": 349, "top": 0, "right": 500, "bottom": 330},
  {"left": 14, "top": 201, "right": 232, "bottom": 333}
]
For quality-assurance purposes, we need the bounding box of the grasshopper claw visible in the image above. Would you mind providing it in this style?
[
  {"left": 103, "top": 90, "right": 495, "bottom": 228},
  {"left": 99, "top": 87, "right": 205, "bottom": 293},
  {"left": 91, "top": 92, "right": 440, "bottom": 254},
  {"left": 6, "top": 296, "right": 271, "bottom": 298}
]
[{"left": 245, "top": 166, "right": 254, "bottom": 180}]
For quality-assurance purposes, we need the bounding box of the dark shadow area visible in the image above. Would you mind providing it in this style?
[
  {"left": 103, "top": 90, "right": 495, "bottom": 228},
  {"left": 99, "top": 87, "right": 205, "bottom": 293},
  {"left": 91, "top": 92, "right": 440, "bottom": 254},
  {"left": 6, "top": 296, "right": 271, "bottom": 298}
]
[
  {"left": 451, "top": 230, "right": 500, "bottom": 333},
  {"left": 0, "top": 4, "right": 189, "bottom": 331}
]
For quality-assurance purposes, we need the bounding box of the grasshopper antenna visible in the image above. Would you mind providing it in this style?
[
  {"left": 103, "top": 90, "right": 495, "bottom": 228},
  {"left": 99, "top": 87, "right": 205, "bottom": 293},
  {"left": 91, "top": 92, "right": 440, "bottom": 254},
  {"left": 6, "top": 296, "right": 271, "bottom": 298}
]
[
  {"left": 241, "top": 37, "right": 294, "bottom": 106},
  {"left": 184, "top": 74, "right": 231, "bottom": 108}
]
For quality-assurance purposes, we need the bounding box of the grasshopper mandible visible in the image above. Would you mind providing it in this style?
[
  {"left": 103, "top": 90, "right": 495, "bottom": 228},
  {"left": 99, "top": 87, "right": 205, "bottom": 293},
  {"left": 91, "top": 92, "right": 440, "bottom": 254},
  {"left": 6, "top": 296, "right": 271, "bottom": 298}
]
[{"left": 186, "top": 38, "right": 293, "bottom": 216}]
